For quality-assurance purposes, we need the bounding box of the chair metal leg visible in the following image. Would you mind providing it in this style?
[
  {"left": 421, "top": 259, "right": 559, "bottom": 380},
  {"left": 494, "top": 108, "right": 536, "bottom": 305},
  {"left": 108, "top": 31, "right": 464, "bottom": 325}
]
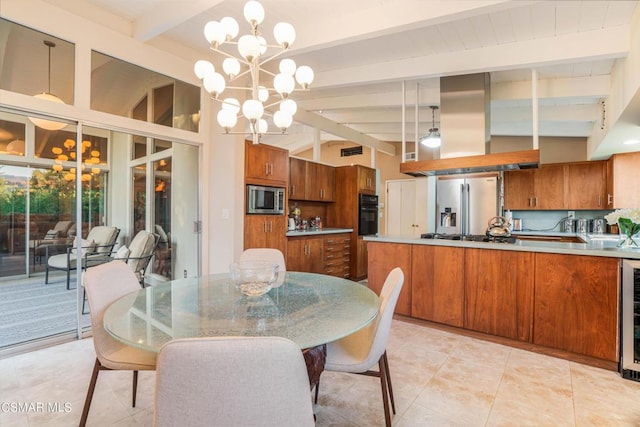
[
  {"left": 45, "top": 263, "right": 49, "bottom": 284},
  {"left": 80, "top": 359, "right": 101, "bottom": 427},
  {"left": 314, "top": 381, "right": 320, "bottom": 404},
  {"left": 82, "top": 288, "right": 88, "bottom": 314},
  {"left": 383, "top": 351, "right": 396, "bottom": 414},
  {"left": 132, "top": 371, "right": 139, "bottom": 407},
  {"left": 67, "top": 268, "right": 71, "bottom": 290},
  {"left": 378, "top": 357, "right": 392, "bottom": 427}
]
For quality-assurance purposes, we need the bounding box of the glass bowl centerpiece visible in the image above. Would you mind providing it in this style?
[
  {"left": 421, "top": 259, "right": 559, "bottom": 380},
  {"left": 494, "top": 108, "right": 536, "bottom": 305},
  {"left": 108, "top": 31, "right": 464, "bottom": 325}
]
[
  {"left": 230, "top": 260, "right": 279, "bottom": 296},
  {"left": 604, "top": 208, "right": 640, "bottom": 248}
]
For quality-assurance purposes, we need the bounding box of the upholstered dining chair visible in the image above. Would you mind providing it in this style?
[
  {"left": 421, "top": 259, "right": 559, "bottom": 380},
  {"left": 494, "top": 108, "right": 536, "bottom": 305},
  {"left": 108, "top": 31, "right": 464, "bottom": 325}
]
[
  {"left": 45, "top": 225, "right": 120, "bottom": 289},
  {"left": 80, "top": 260, "right": 156, "bottom": 427},
  {"left": 317, "top": 267, "right": 404, "bottom": 427},
  {"left": 154, "top": 336, "right": 315, "bottom": 427},
  {"left": 239, "top": 247, "right": 286, "bottom": 286}
]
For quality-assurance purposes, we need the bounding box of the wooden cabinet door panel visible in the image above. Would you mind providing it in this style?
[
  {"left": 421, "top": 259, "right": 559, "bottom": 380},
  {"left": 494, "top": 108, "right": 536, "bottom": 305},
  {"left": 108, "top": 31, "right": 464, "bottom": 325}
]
[
  {"left": 245, "top": 142, "right": 288, "bottom": 185},
  {"left": 319, "top": 164, "right": 335, "bottom": 201},
  {"left": 535, "top": 165, "right": 565, "bottom": 209},
  {"left": 411, "top": 245, "right": 464, "bottom": 327},
  {"left": 286, "top": 239, "right": 306, "bottom": 272},
  {"left": 289, "top": 158, "right": 306, "bottom": 200},
  {"left": 287, "top": 236, "right": 324, "bottom": 273},
  {"left": 367, "top": 242, "right": 411, "bottom": 315},
  {"left": 566, "top": 162, "right": 606, "bottom": 209},
  {"left": 504, "top": 170, "right": 535, "bottom": 210},
  {"left": 245, "top": 215, "right": 285, "bottom": 253},
  {"left": 358, "top": 166, "right": 376, "bottom": 194},
  {"left": 464, "top": 249, "right": 533, "bottom": 341},
  {"left": 612, "top": 151, "right": 640, "bottom": 209},
  {"left": 533, "top": 254, "right": 619, "bottom": 361}
]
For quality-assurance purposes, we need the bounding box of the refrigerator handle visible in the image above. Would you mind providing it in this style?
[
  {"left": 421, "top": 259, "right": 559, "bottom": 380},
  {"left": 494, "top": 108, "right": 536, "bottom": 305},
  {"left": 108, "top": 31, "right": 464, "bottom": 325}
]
[
  {"left": 465, "top": 183, "right": 471, "bottom": 236},
  {"left": 460, "top": 183, "right": 466, "bottom": 235}
]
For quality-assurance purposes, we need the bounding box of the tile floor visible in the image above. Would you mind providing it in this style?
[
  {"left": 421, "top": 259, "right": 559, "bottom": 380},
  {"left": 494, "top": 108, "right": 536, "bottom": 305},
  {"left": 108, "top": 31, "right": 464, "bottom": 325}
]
[{"left": 1, "top": 319, "right": 640, "bottom": 426}]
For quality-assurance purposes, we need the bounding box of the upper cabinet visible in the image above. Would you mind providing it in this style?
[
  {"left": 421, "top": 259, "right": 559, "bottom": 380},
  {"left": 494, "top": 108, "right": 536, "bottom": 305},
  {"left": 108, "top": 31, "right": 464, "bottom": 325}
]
[
  {"left": 358, "top": 166, "right": 376, "bottom": 194},
  {"left": 289, "top": 158, "right": 335, "bottom": 202},
  {"left": 607, "top": 151, "right": 640, "bottom": 209},
  {"left": 245, "top": 141, "right": 288, "bottom": 186},
  {"left": 504, "top": 164, "right": 564, "bottom": 210},
  {"left": 505, "top": 160, "right": 608, "bottom": 210}
]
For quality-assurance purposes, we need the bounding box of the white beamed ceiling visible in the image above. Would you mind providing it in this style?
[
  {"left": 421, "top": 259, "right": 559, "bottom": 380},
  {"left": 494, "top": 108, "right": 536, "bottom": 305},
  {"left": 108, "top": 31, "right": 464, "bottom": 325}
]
[{"left": 41, "top": 0, "right": 640, "bottom": 158}]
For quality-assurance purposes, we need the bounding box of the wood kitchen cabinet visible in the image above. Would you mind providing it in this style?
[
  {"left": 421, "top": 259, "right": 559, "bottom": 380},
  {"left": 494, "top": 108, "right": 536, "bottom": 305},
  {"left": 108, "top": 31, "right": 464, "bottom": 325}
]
[
  {"left": 289, "top": 157, "right": 307, "bottom": 199},
  {"left": 244, "top": 215, "right": 287, "bottom": 254},
  {"left": 504, "top": 164, "right": 564, "bottom": 210},
  {"left": 367, "top": 241, "right": 411, "bottom": 315},
  {"left": 565, "top": 161, "right": 606, "bottom": 209},
  {"left": 533, "top": 253, "right": 619, "bottom": 362},
  {"left": 305, "top": 161, "right": 335, "bottom": 201},
  {"left": 411, "top": 245, "right": 464, "bottom": 327},
  {"left": 287, "top": 235, "right": 324, "bottom": 273},
  {"left": 606, "top": 151, "right": 640, "bottom": 209},
  {"left": 464, "top": 248, "right": 534, "bottom": 341},
  {"left": 245, "top": 141, "right": 288, "bottom": 186},
  {"left": 358, "top": 166, "right": 376, "bottom": 194}
]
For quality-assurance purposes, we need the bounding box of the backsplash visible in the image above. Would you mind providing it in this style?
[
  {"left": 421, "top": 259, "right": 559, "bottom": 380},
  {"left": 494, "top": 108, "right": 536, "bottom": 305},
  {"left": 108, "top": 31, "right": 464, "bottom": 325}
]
[{"left": 507, "top": 210, "right": 612, "bottom": 233}]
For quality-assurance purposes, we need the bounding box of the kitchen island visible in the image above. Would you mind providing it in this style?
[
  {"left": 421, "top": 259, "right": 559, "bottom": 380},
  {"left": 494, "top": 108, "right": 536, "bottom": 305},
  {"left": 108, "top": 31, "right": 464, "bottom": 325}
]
[{"left": 364, "top": 233, "right": 640, "bottom": 370}]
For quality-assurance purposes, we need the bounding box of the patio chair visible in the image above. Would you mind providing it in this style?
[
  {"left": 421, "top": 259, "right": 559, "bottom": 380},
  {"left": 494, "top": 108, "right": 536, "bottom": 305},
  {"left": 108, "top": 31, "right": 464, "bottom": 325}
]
[
  {"left": 32, "top": 221, "right": 74, "bottom": 264},
  {"left": 154, "top": 336, "right": 315, "bottom": 427},
  {"left": 316, "top": 267, "right": 405, "bottom": 427},
  {"left": 45, "top": 226, "right": 120, "bottom": 290}
]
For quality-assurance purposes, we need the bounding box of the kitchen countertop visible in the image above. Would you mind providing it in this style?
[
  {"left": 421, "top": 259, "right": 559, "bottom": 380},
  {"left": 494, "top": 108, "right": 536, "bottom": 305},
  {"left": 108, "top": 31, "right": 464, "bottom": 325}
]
[
  {"left": 364, "top": 233, "right": 640, "bottom": 259},
  {"left": 286, "top": 228, "right": 353, "bottom": 237}
]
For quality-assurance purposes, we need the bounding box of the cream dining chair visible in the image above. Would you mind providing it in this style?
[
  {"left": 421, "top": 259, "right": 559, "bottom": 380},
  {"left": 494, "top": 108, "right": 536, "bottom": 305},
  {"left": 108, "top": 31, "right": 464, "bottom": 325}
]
[
  {"left": 239, "top": 247, "right": 286, "bottom": 286},
  {"left": 80, "top": 260, "right": 156, "bottom": 427},
  {"left": 317, "top": 267, "right": 404, "bottom": 427},
  {"left": 153, "top": 336, "right": 315, "bottom": 427}
]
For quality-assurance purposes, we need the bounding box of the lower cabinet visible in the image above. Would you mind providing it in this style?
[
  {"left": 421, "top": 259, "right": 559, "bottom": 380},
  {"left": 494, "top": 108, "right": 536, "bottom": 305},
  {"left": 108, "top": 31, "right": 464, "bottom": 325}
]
[
  {"left": 464, "top": 248, "right": 534, "bottom": 341},
  {"left": 411, "top": 245, "right": 464, "bottom": 327},
  {"left": 287, "top": 233, "right": 351, "bottom": 276},
  {"left": 367, "top": 242, "right": 412, "bottom": 315},
  {"left": 533, "top": 253, "right": 619, "bottom": 362},
  {"left": 244, "top": 215, "right": 286, "bottom": 254},
  {"left": 367, "top": 241, "right": 620, "bottom": 362}
]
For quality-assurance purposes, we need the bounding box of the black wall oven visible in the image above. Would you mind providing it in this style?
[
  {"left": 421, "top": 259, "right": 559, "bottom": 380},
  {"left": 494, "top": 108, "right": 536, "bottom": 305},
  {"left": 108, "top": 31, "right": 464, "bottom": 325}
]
[{"left": 358, "top": 194, "right": 379, "bottom": 236}]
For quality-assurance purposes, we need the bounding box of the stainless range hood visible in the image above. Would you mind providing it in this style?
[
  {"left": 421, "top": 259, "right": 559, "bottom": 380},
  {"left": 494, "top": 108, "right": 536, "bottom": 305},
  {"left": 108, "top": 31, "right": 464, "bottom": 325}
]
[{"left": 401, "top": 73, "right": 539, "bottom": 176}]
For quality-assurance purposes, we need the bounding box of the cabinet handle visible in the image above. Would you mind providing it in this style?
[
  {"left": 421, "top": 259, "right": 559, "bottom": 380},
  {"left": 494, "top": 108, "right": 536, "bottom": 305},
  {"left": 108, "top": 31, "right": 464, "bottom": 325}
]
[
  {"left": 269, "top": 221, "right": 273, "bottom": 233},
  {"left": 265, "top": 163, "right": 269, "bottom": 175},
  {"left": 263, "top": 221, "right": 267, "bottom": 233},
  {"left": 528, "top": 197, "right": 532, "bottom": 207},
  {"left": 534, "top": 197, "right": 538, "bottom": 207},
  {"left": 270, "top": 163, "right": 274, "bottom": 175},
  {"left": 326, "top": 239, "right": 334, "bottom": 243},
  {"left": 597, "top": 195, "right": 601, "bottom": 207},
  {"left": 608, "top": 193, "right": 613, "bottom": 206}
]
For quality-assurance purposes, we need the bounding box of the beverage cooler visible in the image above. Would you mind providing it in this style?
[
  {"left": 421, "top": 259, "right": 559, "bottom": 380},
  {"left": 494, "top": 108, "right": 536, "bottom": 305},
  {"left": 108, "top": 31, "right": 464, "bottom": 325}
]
[{"left": 621, "top": 259, "right": 640, "bottom": 381}]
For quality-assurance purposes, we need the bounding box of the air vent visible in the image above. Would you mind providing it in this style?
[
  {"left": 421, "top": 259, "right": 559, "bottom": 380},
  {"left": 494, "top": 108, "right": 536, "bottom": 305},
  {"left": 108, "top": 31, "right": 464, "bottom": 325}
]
[
  {"left": 341, "top": 146, "right": 363, "bottom": 157},
  {"left": 405, "top": 152, "right": 416, "bottom": 161}
]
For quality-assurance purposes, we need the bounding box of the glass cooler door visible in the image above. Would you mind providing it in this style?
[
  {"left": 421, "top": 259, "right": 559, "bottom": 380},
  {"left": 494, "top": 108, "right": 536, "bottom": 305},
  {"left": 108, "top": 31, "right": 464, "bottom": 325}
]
[{"left": 621, "top": 259, "right": 640, "bottom": 381}]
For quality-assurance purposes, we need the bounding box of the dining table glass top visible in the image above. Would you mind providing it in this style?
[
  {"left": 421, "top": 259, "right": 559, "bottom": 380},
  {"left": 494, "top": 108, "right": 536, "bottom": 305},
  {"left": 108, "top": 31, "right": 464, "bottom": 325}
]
[{"left": 103, "top": 271, "right": 380, "bottom": 352}]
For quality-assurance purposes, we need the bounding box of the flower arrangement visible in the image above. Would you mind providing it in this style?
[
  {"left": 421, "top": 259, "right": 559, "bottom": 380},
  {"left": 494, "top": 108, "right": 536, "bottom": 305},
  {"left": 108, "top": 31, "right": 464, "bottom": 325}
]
[{"left": 604, "top": 208, "right": 640, "bottom": 248}]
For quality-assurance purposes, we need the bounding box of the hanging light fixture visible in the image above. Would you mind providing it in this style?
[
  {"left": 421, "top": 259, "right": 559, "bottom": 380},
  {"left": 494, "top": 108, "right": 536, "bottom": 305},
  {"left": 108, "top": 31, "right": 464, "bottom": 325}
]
[
  {"left": 194, "top": 0, "right": 313, "bottom": 144},
  {"left": 28, "top": 40, "right": 66, "bottom": 131},
  {"left": 419, "top": 105, "right": 441, "bottom": 148}
]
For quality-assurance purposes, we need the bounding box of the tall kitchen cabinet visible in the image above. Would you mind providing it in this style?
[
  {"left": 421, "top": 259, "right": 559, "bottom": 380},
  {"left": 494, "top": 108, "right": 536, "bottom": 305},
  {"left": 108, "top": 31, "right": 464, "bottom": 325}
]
[
  {"left": 607, "top": 151, "right": 640, "bottom": 209},
  {"left": 327, "top": 165, "right": 377, "bottom": 280},
  {"left": 386, "top": 178, "right": 431, "bottom": 238},
  {"left": 244, "top": 141, "right": 289, "bottom": 253}
]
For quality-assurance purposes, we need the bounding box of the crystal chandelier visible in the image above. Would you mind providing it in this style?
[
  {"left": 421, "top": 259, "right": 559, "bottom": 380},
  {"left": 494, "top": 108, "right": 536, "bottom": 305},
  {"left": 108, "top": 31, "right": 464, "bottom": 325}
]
[{"left": 194, "top": 0, "right": 314, "bottom": 143}]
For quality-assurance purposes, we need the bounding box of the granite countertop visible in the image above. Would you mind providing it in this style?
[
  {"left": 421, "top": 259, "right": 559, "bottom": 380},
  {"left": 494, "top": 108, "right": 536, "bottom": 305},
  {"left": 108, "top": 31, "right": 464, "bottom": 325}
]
[
  {"left": 286, "top": 228, "right": 353, "bottom": 237},
  {"left": 364, "top": 233, "right": 640, "bottom": 260}
]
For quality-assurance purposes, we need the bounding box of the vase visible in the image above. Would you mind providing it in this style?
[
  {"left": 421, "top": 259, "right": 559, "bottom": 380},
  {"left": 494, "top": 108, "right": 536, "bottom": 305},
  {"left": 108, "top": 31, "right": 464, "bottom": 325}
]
[{"left": 618, "top": 220, "right": 640, "bottom": 248}]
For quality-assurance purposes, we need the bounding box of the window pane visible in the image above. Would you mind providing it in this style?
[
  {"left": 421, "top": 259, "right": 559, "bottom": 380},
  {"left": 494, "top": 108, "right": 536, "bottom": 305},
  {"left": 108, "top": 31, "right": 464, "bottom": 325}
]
[
  {"left": 153, "top": 139, "right": 172, "bottom": 154},
  {"left": 34, "top": 128, "right": 107, "bottom": 166},
  {"left": 153, "top": 158, "right": 172, "bottom": 279},
  {"left": 0, "top": 118, "right": 26, "bottom": 156},
  {"left": 91, "top": 51, "right": 200, "bottom": 132},
  {"left": 132, "top": 164, "right": 147, "bottom": 236},
  {"left": 132, "top": 135, "right": 147, "bottom": 160},
  {"left": 0, "top": 18, "right": 75, "bottom": 105}
]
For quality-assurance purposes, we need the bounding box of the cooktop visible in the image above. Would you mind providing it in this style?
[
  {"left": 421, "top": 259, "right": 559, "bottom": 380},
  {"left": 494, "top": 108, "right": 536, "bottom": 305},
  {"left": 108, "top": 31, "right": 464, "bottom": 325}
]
[{"left": 420, "top": 233, "right": 517, "bottom": 244}]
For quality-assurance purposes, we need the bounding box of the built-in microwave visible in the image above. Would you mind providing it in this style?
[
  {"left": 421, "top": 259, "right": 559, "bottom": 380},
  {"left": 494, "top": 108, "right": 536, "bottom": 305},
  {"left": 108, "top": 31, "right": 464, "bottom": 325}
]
[{"left": 246, "top": 185, "right": 285, "bottom": 215}]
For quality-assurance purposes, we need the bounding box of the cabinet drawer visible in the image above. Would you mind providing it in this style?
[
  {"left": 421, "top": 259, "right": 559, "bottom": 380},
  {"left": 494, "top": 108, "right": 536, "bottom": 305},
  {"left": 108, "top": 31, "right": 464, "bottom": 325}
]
[{"left": 325, "top": 264, "right": 350, "bottom": 278}]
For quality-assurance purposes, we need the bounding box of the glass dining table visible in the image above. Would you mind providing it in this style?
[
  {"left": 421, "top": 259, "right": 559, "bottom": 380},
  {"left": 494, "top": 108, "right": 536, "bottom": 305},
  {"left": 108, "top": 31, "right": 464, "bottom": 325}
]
[{"left": 103, "top": 271, "right": 379, "bottom": 388}]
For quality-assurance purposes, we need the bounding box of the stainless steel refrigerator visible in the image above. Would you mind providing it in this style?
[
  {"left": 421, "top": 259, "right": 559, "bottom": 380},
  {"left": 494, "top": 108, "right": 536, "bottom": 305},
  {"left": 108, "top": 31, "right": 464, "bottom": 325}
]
[{"left": 436, "top": 176, "right": 499, "bottom": 235}]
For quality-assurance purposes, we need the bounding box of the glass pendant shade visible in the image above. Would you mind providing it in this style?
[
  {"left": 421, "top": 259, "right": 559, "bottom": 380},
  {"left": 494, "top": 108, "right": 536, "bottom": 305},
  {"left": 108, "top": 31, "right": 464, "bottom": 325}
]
[
  {"left": 273, "top": 110, "right": 293, "bottom": 130},
  {"left": 194, "top": 60, "right": 214, "bottom": 79},
  {"left": 242, "top": 99, "right": 264, "bottom": 120},
  {"left": 203, "top": 73, "right": 226, "bottom": 98},
  {"left": 204, "top": 21, "right": 226, "bottom": 46},
  {"left": 244, "top": 1, "right": 265, "bottom": 26},
  {"left": 279, "top": 59, "right": 296, "bottom": 75},
  {"left": 257, "top": 36, "right": 267, "bottom": 55},
  {"left": 280, "top": 99, "right": 297, "bottom": 116},
  {"left": 220, "top": 16, "right": 239, "bottom": 40},
  {"left": 29, "top": 93, "right": 66, "bottom": 130},
  {"left": 217, "top": 109, "right": 238, "bottom": 129},
  {"left": 258, "top": 86, "right": 269, "bottom": 102},
  {"left": 257, "top": 118, "right": 268, "bottom": 134},
  {"left": 274, "top": 22, "right": 296, "bottom": 48},
  {"left": 295, "top": 66, "right": 314, "bottom": 89},
  {"left": 274, "top": 73, "right": 295, "bottom": 96},
  {"left": 222, "top": 58, "right": 241, "bottom": 78},
  {"left": 420, "top": 131, "right": 441, "bottom": 148},
  {"left": 238, "top": 35, "right": 261, "bottom": 61},
  {"left": 222, "top": 98, "right": 241, "bottom": 114}
]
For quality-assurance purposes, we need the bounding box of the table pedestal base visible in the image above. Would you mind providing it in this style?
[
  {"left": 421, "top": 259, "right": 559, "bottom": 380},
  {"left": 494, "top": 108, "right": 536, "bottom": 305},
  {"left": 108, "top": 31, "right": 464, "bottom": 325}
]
[{"left": 302, "top": 344, "right": 326, "bottom": 391}]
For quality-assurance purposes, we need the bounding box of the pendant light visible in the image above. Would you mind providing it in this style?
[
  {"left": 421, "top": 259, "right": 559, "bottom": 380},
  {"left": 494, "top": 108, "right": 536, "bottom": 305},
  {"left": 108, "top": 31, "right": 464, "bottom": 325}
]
[
  {"left": 419, "top": 105, "right": 441, "bottom": 148},
  {"left": 28, "top": 40, "right": 66, "bottom": 131}
]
